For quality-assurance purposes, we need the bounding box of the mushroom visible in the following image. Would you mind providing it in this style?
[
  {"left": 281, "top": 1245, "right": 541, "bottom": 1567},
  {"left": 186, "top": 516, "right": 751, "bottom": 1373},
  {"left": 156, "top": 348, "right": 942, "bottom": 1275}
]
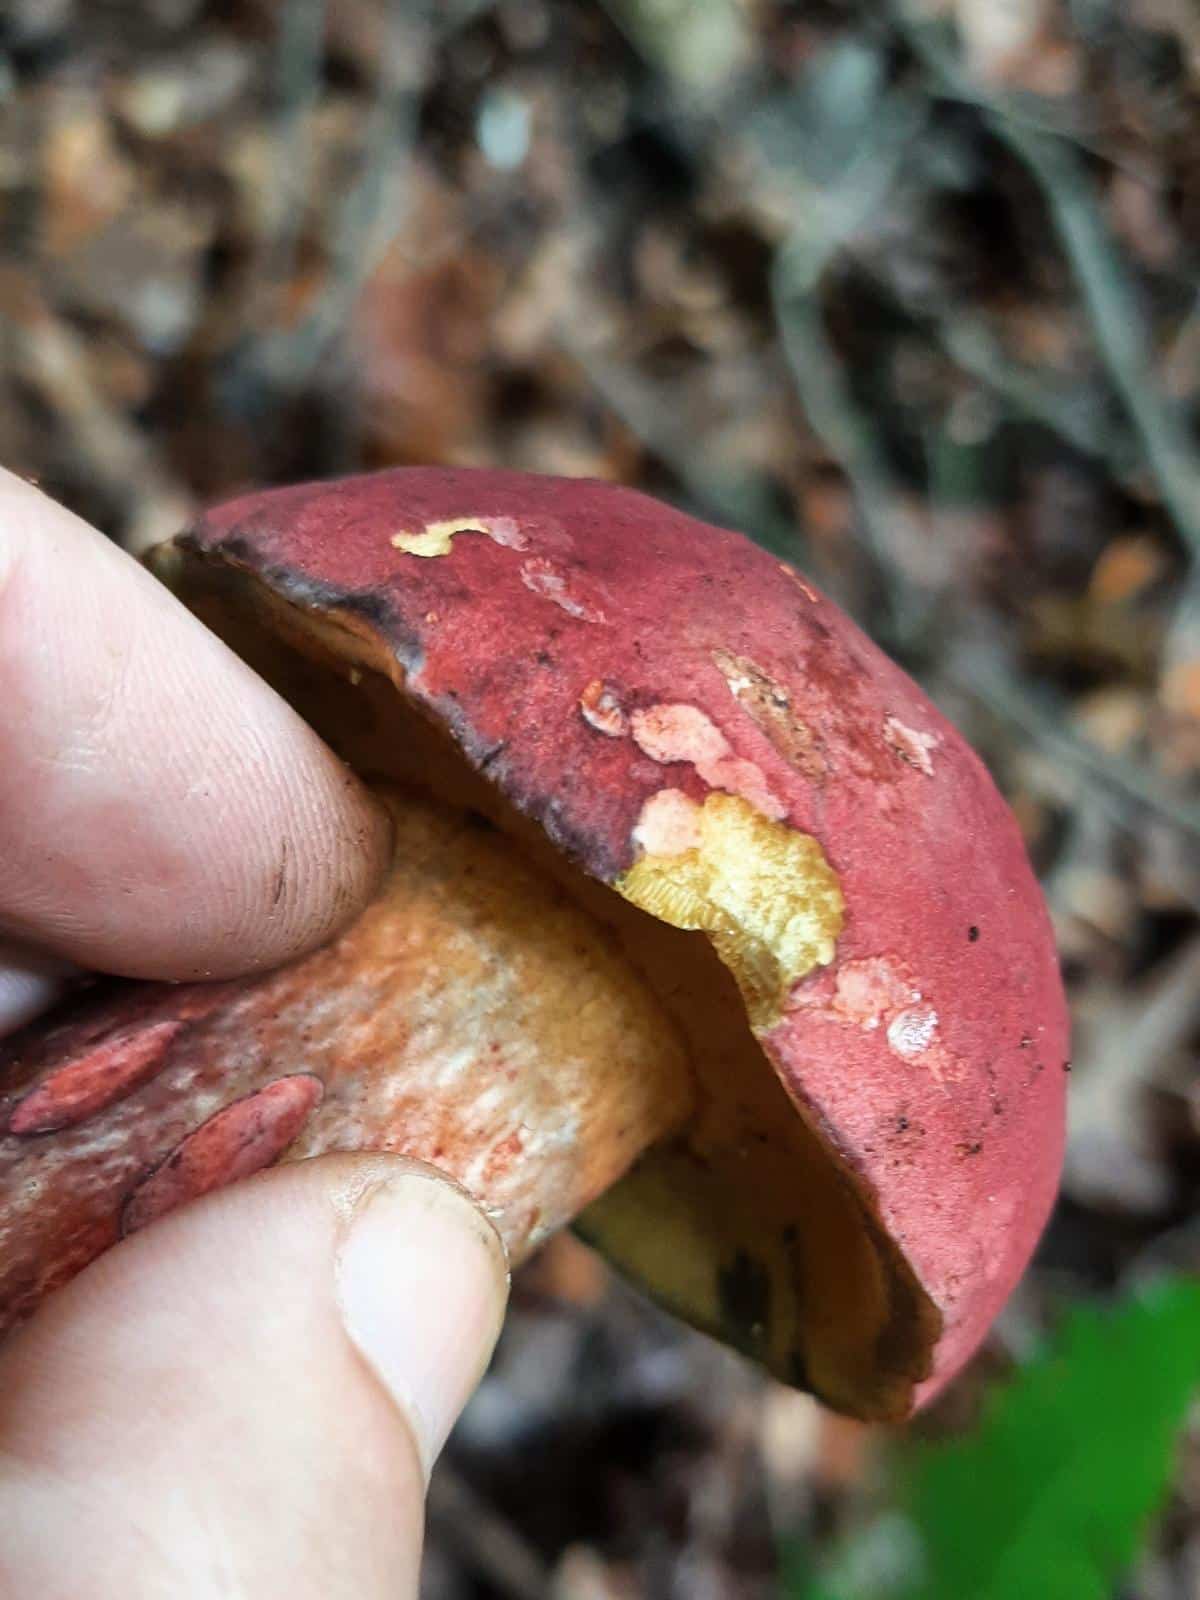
[{"left": 0, "top": 469, "right": 1068, "bottom": 1420}]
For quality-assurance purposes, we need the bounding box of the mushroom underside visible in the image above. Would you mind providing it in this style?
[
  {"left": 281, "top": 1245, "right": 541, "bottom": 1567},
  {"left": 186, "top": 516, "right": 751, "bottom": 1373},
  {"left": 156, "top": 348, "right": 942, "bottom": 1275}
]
[{"left": 153, "top": 549, "right": 938, "bottom": 1418}]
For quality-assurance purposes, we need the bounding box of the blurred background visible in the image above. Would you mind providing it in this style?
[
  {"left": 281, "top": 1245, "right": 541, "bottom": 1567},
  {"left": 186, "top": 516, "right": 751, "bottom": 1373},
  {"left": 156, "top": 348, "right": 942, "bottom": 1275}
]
[{"left": 3, "top": 1, "right": 1200, "bottom": 1594}]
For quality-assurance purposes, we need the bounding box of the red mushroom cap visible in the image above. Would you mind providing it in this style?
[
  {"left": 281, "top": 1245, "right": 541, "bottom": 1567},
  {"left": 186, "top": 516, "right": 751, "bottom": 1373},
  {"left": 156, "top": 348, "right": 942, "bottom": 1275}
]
[{"left": 150, "top": 467, "right": 1066, "bottom": 1416}]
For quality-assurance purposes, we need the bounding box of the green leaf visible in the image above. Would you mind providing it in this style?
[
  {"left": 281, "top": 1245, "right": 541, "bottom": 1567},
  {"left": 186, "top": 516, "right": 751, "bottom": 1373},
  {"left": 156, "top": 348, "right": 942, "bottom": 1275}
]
[{"left": 796, "top": 1278, "right": 1200, "bottom": 1600}]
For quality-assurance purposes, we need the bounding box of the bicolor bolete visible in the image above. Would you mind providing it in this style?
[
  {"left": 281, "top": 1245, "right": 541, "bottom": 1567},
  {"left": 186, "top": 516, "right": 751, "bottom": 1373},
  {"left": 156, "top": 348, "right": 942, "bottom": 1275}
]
[{"left": 0, "top": 470, "right": 1068, "bottom": 1420}]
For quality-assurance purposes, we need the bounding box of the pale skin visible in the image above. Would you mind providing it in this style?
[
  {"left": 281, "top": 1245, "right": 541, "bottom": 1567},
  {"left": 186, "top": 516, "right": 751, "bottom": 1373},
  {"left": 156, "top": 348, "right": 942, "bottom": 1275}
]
[{"left": 0, "top": 469, "right": 510, "bottom": 1598}]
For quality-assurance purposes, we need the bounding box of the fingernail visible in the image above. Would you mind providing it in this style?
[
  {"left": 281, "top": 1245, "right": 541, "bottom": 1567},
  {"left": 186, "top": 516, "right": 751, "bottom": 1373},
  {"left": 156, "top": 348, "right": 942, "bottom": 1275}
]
[{"left": 336, "top": 1172, "right": 508, "bottom": 1478}]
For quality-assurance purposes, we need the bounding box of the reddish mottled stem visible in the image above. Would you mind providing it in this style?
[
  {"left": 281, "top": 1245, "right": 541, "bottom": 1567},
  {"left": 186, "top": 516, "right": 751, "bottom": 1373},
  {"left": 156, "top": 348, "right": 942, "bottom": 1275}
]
[{"left": 0, "top": 791, "right": 693, "bottom": 1335}]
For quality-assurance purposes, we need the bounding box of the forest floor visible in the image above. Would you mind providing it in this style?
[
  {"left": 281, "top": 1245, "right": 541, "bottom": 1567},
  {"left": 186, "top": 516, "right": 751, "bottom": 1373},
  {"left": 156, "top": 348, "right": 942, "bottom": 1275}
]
[{"left": 3, "top": 2, "right": 1200, "bottom": 1594}]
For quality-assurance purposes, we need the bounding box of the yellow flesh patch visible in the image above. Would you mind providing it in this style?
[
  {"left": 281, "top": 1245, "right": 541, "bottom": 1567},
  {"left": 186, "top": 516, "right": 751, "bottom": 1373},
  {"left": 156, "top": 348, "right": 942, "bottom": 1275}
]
[
  {"left": 616, "top": 792, "right": 844, "bottom": 1030},
  {"left": 391, "top": 518, "right": 500, "bottom": 558}
]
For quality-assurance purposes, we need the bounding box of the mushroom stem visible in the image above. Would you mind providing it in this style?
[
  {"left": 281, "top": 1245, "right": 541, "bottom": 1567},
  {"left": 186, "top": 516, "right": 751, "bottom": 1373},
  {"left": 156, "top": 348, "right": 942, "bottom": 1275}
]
[{"left": 0, "top": 789, "right": 695, "bottom": 1331}]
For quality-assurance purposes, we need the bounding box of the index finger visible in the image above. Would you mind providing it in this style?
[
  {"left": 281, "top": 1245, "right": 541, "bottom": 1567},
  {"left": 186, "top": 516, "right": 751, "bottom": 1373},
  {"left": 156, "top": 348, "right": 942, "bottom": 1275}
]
[{"left": 0, "top": 470, "right": 391, "bottom": 982}]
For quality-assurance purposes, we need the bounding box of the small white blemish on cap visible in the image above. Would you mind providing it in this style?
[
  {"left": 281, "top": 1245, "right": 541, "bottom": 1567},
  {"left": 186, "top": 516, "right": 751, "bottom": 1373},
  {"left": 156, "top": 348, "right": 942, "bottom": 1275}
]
[
  {"left": 520, "top": 559, "right": 607, "bottom": 623},
  {"left": 631, "top": 703, "right": 786, "bottom": 821},
  {"left": 884, "top": 717, "right": 939, "bottom": 777},
  {"left": 632, "top": 788, "right": 702, "bottom": 856},
  {"left": 887, "top": 1006, "right": 939, "bottom": 1059},
  {"left": 632, "top": 703, "right": 728, "bottom": 768}
]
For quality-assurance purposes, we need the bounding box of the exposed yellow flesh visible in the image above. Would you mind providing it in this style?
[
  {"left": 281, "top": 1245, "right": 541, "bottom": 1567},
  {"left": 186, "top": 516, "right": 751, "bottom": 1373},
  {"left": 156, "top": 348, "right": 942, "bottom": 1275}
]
[{"left": 617, "top": 792, "right": 843, "bottom": 1030}]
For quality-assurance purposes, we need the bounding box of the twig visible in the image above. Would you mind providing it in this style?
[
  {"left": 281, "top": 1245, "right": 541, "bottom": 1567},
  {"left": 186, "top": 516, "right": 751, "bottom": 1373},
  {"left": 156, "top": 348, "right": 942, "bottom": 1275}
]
[
  {"left": 426, "top": 1465, "right": 551, "bottom": 1600},
  {"left": 1090, "top": 935, "right": 1200, "bottom": 1090},
  {"left": 898, "top": 9, "right": 1200, "bottom": 562},
  {"left": 1164, "top": 565, "right": 1200, "bottom": 676},
  {"left": 769, "top": 88, "right": 940, "bottom": 644},
  {"left": 1000, "top": 123, "right": 1200, "bottom": 557},
  {"left": 771, "top": 285, "right": 933, "bottom": 640},
  {"left": 914, "top": 78, "right": 1159, "bottom": 191},
  {"left": 1069, "top": 934, "right": 1200, "bottom": 1224},
  {"left": 929, "top": 310, "right": 1135, "bottom": 476},
  {"left": 558, "top": 335, "right": 803, "bottom": 558},
  {"left": 11, "top": 291, "right": 193, "bottom": 550},
  {"left": 256, "top": 0, "right": 328, "bottom": 294},
  {"left": 598, "top": 0, "right": 754, "bottom": 101},
  {"left": 233, "top": 6, "right": 429, "bottom": 400},
  {"left": 947, "top": 645, "right": 1200, "bottom": 858}
]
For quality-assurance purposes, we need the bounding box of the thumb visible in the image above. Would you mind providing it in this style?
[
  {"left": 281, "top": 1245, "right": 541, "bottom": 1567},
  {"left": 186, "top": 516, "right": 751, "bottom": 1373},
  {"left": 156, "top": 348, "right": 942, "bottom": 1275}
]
[{"left": 0, "top": 1155, "right": 509, "bottom": 1600}]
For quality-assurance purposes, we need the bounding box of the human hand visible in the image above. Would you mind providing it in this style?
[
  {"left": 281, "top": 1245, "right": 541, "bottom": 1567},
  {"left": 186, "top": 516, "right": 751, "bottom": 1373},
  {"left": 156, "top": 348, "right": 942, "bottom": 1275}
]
[{"left": 0, "top": 471, "right": 510, "bottom": 1598}]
